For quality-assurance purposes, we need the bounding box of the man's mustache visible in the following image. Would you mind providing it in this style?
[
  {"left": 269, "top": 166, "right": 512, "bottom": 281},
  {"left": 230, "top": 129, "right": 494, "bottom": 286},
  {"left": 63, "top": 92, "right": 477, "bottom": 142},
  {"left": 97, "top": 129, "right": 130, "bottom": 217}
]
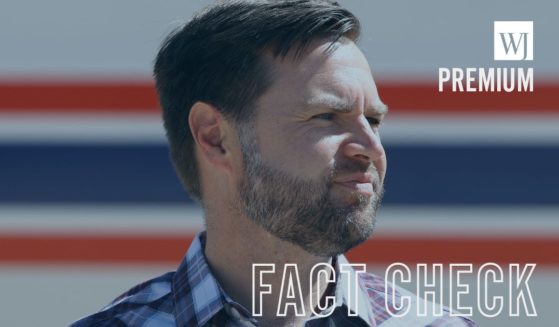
[
  {"left": 333, "top": 159, "right": 370, "bottom": 174},
  {"left": 331, "top": 160, "right": 381, "bottom": 187}
]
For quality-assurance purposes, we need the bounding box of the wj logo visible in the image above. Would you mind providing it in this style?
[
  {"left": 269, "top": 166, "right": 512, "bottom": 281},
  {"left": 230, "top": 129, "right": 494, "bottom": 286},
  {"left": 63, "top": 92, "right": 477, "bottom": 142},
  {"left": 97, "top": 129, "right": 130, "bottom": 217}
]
[{"left": 494, "top": 21, "right": 533, "bottom": 61}]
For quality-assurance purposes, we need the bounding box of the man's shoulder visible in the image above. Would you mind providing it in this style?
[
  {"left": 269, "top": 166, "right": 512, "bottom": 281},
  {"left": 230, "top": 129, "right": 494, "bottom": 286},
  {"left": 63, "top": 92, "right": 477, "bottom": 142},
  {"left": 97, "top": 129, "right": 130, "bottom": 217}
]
[
  {"left": 70, "top": 272, "right": 176, "bottom": 327},
  {"left": 357, "top": 272, "right": 478, "bottom": 327}
]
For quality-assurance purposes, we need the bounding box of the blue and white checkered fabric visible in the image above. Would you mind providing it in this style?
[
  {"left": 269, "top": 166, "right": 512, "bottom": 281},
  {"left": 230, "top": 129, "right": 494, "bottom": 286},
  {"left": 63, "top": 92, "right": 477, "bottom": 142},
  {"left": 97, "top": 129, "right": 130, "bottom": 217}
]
[{"left": 70, "top": 233, "right": 477, "bottom": 326}]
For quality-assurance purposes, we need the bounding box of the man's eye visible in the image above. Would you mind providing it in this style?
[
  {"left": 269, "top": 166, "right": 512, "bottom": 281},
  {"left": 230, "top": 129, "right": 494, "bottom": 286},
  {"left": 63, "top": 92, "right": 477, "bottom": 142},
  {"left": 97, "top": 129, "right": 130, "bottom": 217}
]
[
  {"left": 366, "top": 117, "right": 380, "bottom": 126},
  {"left": 313, "top": 113, "right": 335, "bottom": 121}
]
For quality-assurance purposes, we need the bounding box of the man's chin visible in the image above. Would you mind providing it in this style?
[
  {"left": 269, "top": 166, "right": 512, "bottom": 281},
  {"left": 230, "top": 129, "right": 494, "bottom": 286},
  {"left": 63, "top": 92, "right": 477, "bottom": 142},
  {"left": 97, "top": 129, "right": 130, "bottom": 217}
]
[
  {"left": 300, "top": 218, "right": 376, "bottom": 257},
  {"left": 300, "top": 234, "right": 371, "bottom": 258}
]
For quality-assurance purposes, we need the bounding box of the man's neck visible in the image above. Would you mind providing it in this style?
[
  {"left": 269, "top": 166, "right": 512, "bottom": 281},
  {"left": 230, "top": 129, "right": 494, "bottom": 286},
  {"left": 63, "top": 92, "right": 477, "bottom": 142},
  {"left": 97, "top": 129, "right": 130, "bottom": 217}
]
[{"left": 204, "top": 214, "right": 333, "bottom": 327}]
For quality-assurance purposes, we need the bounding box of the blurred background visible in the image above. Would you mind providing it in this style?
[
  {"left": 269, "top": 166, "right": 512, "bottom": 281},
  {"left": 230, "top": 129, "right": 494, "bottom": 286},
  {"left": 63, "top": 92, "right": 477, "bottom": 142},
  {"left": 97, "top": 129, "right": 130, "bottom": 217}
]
[{"left": 0, "top": 0, "right": 557, "bottom": 326}]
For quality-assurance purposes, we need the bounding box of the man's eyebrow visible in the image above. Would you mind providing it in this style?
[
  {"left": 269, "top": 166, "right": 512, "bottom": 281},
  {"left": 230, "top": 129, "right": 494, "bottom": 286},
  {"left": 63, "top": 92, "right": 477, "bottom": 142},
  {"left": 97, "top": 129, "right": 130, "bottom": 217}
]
[{"left": 306, "top": 97, "right": 389, "bottom": 115}]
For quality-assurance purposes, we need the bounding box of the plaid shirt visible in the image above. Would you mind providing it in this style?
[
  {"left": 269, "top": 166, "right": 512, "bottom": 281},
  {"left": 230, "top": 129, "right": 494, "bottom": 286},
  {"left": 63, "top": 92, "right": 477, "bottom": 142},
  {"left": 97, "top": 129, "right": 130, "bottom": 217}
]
[{"left": 71, "top": 233, "right": 477, "bottom": 326}]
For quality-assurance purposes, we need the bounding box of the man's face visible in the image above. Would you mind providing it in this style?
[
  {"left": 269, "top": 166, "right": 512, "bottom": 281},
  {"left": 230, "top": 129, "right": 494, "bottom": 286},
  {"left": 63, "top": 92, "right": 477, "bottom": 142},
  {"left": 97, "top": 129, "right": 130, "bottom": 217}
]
[{"left": 237, "top": 40, "right": 387, "bottom": 257}]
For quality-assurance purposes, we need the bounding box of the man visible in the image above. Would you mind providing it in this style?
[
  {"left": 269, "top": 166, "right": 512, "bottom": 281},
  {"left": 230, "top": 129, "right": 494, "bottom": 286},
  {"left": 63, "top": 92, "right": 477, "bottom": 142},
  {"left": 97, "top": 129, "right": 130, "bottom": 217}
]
[{"left": 72, "top": 1, "right": 477, "bottom": 326}]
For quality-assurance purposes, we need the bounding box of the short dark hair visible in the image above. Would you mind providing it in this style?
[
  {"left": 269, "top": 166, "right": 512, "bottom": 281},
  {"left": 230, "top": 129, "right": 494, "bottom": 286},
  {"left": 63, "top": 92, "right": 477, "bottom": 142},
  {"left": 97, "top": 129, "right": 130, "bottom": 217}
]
[{"left": 154, "top": 0, "right": 360, "bottom": 201}]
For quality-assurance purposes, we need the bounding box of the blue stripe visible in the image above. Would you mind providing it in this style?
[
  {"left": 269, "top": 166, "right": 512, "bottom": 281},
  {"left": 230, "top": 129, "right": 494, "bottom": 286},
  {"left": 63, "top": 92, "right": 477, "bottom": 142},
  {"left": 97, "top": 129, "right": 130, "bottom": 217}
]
[
  {"left": 1, "top": 144, "right": 558, "bottom": 205},
  {"left": 0, "top": 145, "right": 190, "bottom": 203},
  {"left": 384, "top": 145, "right": 559, "bottom": 205}
]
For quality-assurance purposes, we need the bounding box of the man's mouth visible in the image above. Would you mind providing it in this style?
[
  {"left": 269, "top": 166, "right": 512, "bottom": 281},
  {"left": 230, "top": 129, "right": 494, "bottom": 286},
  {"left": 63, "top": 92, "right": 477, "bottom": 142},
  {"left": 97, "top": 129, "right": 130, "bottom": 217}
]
[
  {"left": 333, "top": 173, "right": 375, "bottom": 197},
  {"left": 334, "top": 180, "right": 374, "bottom": 197}
]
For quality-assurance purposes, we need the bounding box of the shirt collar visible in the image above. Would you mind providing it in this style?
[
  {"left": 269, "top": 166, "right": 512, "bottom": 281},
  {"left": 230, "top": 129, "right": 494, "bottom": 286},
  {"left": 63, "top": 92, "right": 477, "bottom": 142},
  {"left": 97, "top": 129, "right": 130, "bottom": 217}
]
[
  {"left": 172, "top": 232, "right": 247, "bottom": 326},
  {"left": 332, "top": 255, "right": 376, "bottom": 326},
  {"left": 172, "top": 232, "right": 374, "bottom": 326}
]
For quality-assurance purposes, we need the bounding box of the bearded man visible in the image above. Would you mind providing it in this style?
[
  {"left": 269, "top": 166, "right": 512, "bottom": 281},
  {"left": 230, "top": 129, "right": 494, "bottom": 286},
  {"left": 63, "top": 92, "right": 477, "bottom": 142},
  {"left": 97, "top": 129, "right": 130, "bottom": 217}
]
[{"left": 72, "top": 1, "right": 477, "bottom": 326}]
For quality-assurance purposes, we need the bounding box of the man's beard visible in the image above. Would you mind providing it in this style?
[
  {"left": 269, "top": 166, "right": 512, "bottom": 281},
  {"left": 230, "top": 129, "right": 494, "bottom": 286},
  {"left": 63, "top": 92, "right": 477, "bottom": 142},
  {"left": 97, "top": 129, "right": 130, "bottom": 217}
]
[{"left": 237, "top": 129, "right": 384, "bottom": 257}]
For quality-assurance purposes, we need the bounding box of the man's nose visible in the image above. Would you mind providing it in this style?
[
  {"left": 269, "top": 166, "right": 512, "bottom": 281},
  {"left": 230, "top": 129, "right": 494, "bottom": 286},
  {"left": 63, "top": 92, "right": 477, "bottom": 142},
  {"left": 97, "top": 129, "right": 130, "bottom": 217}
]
[{"left": 342, "top": 116, "right": 384, "bottom": 163}]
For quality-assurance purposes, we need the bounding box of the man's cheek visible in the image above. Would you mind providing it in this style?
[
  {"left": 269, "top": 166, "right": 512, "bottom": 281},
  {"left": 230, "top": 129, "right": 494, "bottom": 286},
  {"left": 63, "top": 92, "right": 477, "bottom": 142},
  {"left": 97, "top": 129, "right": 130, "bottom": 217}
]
[{"left": 375, "top": 155, "right": 387, "bottom": 182}]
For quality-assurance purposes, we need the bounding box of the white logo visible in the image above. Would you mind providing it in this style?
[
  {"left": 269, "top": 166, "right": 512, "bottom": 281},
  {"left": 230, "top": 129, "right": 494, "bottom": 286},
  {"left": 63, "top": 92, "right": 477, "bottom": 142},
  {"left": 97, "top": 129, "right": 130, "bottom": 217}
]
[{"left": 494, "top": 21, "right": 533, "bottom": 61}]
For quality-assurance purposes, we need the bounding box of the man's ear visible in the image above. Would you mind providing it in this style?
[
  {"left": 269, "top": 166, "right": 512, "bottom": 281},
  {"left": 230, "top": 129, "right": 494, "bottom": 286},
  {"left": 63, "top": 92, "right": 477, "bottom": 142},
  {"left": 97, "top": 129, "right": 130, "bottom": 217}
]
[{"left": 188, "top": 102, "right": 232, "bottom": 172}]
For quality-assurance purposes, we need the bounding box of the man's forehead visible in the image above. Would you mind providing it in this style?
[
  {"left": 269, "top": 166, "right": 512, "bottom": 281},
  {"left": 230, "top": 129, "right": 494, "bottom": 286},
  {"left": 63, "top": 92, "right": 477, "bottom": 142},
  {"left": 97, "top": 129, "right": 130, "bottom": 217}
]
[
  {"left": 268, "top": 41, "right": 371, "bottom": 85},
  {"left": 257, "top": 39, "right": 385, "bottom": 114}
]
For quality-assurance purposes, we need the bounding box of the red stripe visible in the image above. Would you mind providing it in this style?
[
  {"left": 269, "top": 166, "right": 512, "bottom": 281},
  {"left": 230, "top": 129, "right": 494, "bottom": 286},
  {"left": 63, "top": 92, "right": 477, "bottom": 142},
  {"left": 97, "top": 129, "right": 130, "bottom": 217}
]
[
  {"left": 0, "top": 80, "right": 557, "bottom": 113},
  {"left": 346, "top": 237, "right": 559, "bottom": 266},
  {"left": 377, "top": 81, "right": 558, "bottom": 112},
  {"left": 0, "top": 81, "right": 159, "bottom": 112},
  {"left": 0, "top": 235, "right": 192, "bottom": 264},
  {"left": 0, "top": 234, "right": 557, "bottom": 266}
]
